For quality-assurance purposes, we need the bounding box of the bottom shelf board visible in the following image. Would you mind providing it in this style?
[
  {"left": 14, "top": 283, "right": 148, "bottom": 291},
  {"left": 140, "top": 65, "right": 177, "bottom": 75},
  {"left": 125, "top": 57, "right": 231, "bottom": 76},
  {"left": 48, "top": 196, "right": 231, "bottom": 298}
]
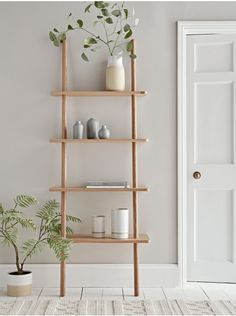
[{"left": 69, "top": 234, "right": 150, "bottom": 244}]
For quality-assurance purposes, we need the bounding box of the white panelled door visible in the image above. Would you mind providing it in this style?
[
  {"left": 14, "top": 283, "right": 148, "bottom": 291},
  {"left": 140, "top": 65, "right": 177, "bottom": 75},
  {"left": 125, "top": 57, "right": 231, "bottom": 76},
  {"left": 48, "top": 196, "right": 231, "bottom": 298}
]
[{"left": 187, "top": 34, "right": 236, "bottom": 282}]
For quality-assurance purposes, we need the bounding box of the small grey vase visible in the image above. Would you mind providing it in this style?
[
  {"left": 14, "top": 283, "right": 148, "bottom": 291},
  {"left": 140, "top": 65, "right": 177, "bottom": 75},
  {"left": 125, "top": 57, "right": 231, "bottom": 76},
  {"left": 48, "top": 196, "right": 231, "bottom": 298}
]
[
  {"left": 87, "top": 118, "right": 99, "bottom": 139},
  {"left": 98, "top": 125, "right": 110, "bottom": 139},
  {"left": 73, "top": 121, "right": 84, "bottom": 139}
]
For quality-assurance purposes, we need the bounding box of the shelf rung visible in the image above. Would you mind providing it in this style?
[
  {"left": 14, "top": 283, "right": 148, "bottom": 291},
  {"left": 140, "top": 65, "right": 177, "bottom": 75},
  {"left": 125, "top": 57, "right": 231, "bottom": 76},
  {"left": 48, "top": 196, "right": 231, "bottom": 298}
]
[
  {"left": 69, "top": 234, "right": 150, "bottom": 244},
  {"left": 51, "top": 90, "right": 147, "bottom": 97},
  {"left": 49, "top": 187, "right": 149, "bottom": 192},
  {"left": 50, "top": 138, "right": 148, "bottom": 143}
]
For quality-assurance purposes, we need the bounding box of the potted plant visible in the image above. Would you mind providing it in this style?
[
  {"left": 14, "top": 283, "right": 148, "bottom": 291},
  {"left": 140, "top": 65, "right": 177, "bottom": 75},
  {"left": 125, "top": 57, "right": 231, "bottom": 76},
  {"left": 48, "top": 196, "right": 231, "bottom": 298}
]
[
  {"left": 49, "top": 1, "right": 139, "bottom": 91},
  {"left": 0, "top": 195, "right": 81, "bottom": 297}
]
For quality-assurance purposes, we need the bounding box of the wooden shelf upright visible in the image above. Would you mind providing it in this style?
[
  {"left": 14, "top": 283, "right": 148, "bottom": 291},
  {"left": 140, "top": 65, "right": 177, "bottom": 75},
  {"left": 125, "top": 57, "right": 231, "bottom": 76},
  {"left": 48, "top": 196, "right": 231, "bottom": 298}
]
[{"left": 51, "top": 39, "right": 149, "bottom": 297}]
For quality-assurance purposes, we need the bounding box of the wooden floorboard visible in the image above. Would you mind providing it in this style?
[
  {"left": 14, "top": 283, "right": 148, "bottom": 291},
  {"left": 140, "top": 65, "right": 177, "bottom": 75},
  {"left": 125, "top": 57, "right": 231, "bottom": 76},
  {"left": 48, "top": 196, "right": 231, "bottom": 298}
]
[
  {"left": 0, "top": 286, "right": 235, "bottom": 300},
  {"left": 143, "top": 288, "right": 165, "bottom": 299},
  {"left": 102, "top": 288, "right": 124, "bottom": 300},
  {"left": 123, "top": 288, "right": 145, "bottom": 300},
  {"left": 81, "top": 288, "right": 103, "bottom": 300}
]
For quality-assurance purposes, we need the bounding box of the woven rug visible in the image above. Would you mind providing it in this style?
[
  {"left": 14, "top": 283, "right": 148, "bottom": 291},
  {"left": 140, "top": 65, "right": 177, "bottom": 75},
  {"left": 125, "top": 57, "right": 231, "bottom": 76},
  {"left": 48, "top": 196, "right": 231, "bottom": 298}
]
[{"left": 1, "top": 299, "right": 236, "bottom": 315}]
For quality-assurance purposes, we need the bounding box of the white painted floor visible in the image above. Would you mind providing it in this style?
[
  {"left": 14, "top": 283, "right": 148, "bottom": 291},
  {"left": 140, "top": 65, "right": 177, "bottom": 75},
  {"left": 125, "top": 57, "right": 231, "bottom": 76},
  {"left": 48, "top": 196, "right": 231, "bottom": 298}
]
[{"left": 0, "top": 283, "right": 236, "bottom": 301}]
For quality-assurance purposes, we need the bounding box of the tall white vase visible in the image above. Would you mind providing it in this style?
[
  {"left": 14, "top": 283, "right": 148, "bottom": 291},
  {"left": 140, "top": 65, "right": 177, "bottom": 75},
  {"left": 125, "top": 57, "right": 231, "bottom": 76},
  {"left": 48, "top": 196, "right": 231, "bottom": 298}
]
[
  {"left": 106, "top": 55, "right": 125, "bottom": 91},
  {"left": 111, "top": 208, "right": 129, "bottom": 239},
  {"left": 92, "top": 215, "right": 105, "bottom": 238}
]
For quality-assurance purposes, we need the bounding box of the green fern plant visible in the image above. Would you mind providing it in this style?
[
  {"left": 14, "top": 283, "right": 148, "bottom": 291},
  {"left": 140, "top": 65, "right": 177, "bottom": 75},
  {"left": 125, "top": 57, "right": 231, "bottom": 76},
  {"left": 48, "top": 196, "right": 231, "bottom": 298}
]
[{"left": 0, "top": 195, "right": 81, "bottom": 274}]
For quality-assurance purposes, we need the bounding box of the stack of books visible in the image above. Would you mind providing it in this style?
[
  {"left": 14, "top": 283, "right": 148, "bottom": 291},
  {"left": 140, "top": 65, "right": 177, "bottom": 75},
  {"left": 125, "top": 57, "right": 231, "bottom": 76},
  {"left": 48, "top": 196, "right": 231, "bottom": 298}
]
[{"left": 85, "top": 181, "right": 129, "bottom": 189}]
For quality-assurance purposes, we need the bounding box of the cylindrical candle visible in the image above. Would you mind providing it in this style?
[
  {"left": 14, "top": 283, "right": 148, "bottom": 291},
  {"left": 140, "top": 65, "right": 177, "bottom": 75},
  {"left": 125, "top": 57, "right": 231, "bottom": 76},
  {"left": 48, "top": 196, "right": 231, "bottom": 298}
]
[
  {"left": 92, "top": 215, "right": 105, "bottom": 238},
  {"left": 111, "top": 208, "right": 129, "bottom": 239}
]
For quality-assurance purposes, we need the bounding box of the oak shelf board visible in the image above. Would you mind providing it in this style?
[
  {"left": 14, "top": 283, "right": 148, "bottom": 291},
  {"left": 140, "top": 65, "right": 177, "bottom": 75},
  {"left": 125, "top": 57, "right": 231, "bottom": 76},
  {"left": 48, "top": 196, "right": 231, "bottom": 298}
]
[
  {"left": 50, "top": 138, "right": 148, "bottom": 144},
  {"left": 49, "top": 187, "right": 149, "bottom": 192},
  {"left": 69, "top": 233, "right": 150, "bottom": 244},
  {"left": 51, "top": 90, "right": 147, "bottom": 97}
]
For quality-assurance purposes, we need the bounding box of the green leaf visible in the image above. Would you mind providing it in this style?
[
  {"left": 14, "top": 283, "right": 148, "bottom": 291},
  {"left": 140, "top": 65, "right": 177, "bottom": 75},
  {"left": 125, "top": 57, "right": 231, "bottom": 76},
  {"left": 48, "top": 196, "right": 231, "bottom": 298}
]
[
  {"left": 15, "top": 195, "right": 38, "bottom": 208},
  {"left": 77, "top": 19, "right": 83, "bottom": 28},
  {"left": 93, "top": 21, "right": 99, "bottom": 27},
  {"left": 84, "top": 37, "right": 97, "bottom": 45},
  {"left": 105, "top": 17, "right": 113, "bottom": 24},
  {"left": 49, "top": 31, "right": 56, "bottom": 42},
  {"left": 94, "top": 1, "right": 105, "bottom": 8},
  {"left": 66, "top": 214, "right": 81, "bottom": 223},
  {"left": 126, "top": 40, "right": 133, "bottom": 52},
  {"left": 53, "top": 28, "right": 59, "bottom": 33},
  {"left": 0, "top": 203, "right": 4, "bottom": 213},
  {"left": 123, "top": 24, "right": 130, "bottom": 32},
  {"left": 53, "top": 40, "right": 59, "bottom": 47},
  {"left": 101, "top": 8, "right": 109, "bottom": 16},
  {"left": 85, "top": 3, "right": 93, "bottom": 12},
  {"left": 124, "top": 29, "right": 132, "bottom": 39},
  {"left": 130, "top": 53, "right": 137, "bottom": 59},
  {"left": 97, "top": 15, "right": 103, "bottom": 19},
  {"left": 111, "top": 9, "right": 121, "bottom": 17},
  {"left": 67, "top": 24, "right": 73, "bottom": 30},
  {"left": 58, "top": 33, "right": 66, "bottom": 43},
  {"left": 117, "top": 30, "right": 121, "bottom": 35},
  {"left": 48, "top": 236, "right": 71, "bottom": 261},
  {"left": 81, "top": 52, "right": 89, "bottom": 62},
  {"left": 84, "top": 44, "right": 90, "bottom": 48},
  {"left": 124, "top": 8, "right": 128, "bottom": 19}
]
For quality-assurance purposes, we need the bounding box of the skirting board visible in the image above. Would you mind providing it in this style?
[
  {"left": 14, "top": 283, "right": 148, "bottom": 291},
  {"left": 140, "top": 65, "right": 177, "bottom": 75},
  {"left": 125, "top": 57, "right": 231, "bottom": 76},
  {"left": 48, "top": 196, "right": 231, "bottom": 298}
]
[{"left": 0, "top": 264, "right": 179, "bottom": 288}]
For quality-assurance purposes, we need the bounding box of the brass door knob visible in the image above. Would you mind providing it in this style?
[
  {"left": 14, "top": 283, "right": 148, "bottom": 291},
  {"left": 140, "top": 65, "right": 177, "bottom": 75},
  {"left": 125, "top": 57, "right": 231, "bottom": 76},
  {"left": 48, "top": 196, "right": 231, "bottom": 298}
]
[{"left": 193, "top": 171, "right": 201, "bottom": 179}]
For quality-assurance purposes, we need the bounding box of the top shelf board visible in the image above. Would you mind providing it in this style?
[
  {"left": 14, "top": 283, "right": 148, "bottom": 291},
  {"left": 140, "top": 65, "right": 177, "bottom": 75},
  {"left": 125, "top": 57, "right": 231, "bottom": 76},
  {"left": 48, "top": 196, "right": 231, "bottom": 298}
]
[{"left": 51, "top": 90, "right": 147, "bottom": 97}]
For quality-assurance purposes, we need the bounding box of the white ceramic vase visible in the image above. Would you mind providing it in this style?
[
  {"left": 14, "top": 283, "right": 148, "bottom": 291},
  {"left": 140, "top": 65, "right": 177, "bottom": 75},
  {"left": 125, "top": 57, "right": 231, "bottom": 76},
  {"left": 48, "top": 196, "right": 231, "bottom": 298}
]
[
  {"left": 92, "top": 215, "right": 105, "bottom": 238},
  {"left": 106, "top": 55, "right": 125, "bottom": 91},
  {"left": 7, "top": 271, "right": 32, "bottom": 297},
  {"left": 111, "top": 208, "right": 129, "bottom": 239}
]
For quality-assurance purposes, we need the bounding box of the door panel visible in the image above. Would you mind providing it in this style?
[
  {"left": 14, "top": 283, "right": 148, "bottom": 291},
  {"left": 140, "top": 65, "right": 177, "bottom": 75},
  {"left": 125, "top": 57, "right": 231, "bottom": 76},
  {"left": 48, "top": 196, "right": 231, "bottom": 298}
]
[
  {"left": 195, "top": 82, "right": 233, "bottom": 164},
  {"left": 187, "top": 34, "right": 236, "bottom": 282}
]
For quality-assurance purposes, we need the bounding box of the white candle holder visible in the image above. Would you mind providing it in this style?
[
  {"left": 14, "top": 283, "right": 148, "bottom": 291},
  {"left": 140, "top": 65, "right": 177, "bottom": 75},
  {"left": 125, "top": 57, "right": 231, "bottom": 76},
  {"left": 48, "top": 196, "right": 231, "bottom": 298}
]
[
  {"left": 92, "top": 215, "right": 105, "bottom": 238},
  {"left": 111, "top": 208, "right": 129, "bottom": 239}
]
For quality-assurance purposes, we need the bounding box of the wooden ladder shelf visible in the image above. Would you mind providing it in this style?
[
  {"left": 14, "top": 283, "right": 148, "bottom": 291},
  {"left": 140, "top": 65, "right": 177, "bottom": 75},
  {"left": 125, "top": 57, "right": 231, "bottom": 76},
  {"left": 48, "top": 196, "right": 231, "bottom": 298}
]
[{"left": 50, "top": 39, "right": 150, "bottom": 297}]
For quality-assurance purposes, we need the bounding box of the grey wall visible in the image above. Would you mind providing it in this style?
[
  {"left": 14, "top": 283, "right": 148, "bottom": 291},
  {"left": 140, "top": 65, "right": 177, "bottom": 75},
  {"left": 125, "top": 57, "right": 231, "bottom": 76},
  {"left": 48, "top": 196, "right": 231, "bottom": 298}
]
[{"left": 1, "top": 1, "right": 236, "bottom": 265}]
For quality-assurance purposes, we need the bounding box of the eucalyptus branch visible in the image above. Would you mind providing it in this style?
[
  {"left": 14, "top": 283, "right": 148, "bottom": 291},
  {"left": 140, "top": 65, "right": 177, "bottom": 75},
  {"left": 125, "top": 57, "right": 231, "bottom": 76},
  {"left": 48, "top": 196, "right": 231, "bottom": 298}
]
[{"left": 49, "top": 1, "right": 138, "bottom": 61}]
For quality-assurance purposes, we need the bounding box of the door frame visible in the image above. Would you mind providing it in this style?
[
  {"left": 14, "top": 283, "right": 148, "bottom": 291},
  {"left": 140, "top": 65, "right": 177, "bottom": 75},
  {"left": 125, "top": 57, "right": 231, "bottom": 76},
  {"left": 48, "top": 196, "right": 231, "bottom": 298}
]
[{"left": 177, "top": 21, "right": 236, "bottom": 286}]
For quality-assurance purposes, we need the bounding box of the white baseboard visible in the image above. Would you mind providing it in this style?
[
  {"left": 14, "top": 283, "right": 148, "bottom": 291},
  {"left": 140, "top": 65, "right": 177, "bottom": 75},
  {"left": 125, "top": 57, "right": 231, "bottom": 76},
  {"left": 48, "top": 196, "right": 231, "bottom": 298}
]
[{"left": 0, "top": 264, "right": 179, "bottom": 288}]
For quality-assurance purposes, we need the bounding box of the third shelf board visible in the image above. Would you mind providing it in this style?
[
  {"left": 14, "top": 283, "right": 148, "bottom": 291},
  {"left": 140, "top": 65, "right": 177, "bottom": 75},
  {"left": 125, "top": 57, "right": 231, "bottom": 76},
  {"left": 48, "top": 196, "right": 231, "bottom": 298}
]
[
  {"left": 50, "top": 138, "right": 148, "bottom": 143},
  {"left": 51, "top": 90, "right": 147, "bottom": 97},
  {"left": 69, "top": 234, "right": 150, "bottom": 244},
  {"left": 49, "top": 187, "right": 149, "bottom": 192}
]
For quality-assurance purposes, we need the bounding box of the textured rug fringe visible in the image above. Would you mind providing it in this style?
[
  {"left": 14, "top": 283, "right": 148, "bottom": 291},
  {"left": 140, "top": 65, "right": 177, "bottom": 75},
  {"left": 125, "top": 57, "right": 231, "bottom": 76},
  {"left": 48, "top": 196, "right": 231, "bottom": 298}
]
[{"left": 1, "top": 299, "right": 236, "bottom": 315}]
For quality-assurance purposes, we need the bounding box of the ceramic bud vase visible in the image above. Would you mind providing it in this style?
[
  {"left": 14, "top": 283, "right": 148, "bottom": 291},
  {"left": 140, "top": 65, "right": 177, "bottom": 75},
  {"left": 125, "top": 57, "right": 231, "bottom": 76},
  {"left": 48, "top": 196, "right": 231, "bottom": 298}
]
[
  {"left": 73, "top": 121, "right": 84, "bottom": 139},
  {"left": 111, "top": 208, "right": 129, "bottom": 239},
  {"left": 7, "top": 271, "right": 32, "bottom": 297},
  {"left": 87, "top": 118, "right": 99, "bottom": 139},
  {"left": 106, "top": 55, "right": 125, "bottom": 91},
  {"left": 92, "top": 215, "right": 105, "bottom": 238},
  {"left": 98, "top": 125, "right": 110, "bottom": 139}
]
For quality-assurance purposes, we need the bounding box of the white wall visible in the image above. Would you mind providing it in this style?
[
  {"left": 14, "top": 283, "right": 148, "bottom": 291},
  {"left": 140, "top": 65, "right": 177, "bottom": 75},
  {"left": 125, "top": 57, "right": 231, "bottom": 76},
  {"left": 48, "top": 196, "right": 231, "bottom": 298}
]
[{"left": 1, "top": 1, "right": 236, "bottom": 265}]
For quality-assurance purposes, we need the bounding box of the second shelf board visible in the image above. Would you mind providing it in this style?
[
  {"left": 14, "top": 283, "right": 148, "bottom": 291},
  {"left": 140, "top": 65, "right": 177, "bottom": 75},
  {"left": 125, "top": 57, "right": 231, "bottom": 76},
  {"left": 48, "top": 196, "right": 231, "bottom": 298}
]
[
  {"left": 50, "top": 138, "right": 148, "bottom": 143},
  {"left": 69, "top": 234, "right": 150, "bottom": 244},
  {"left": 49, "top": 187, "right": 149, "bottom": 192},
  {"left": 51, "top": 90, "right": 147, "bottom": 97}
]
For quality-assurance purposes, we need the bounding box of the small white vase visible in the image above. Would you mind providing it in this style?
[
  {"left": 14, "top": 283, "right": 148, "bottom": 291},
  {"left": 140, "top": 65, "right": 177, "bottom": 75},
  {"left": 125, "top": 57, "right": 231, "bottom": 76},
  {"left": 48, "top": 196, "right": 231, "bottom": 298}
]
[
  {"left": 7, "top": 271, "right": 32, "bottom": 297},
  {"left": 92, "top": 215, "right": 105, "bottom": 238},
  {"left": 106, "top": 55, "right": 125, "bottom": 91},
  {"left": 111, "top": 208, "right": 129, "bottom": 239}
]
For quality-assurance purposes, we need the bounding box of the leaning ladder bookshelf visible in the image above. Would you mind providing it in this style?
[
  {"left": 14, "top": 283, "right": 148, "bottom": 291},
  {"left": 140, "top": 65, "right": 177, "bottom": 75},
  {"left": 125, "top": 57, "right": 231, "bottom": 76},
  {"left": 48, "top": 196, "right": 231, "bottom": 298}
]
[{"left": 50, "top": 39, "right": 150, "bottom": 297}]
